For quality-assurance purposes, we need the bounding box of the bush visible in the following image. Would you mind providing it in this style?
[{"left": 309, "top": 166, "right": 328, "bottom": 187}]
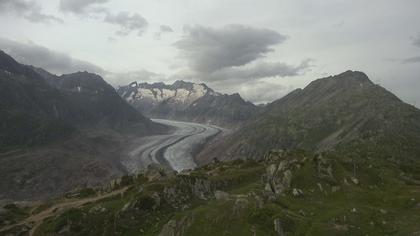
[{"left": 79, "top": 188, "right": 96, "bottom": 198}]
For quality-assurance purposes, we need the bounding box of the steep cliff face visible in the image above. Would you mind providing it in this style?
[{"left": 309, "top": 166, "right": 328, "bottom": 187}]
[{"left": 117, "top": 80, "right": 259, "bottom": 127}]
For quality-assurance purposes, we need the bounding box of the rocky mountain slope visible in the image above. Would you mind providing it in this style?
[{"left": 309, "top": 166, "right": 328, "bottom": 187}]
[
  {"left": 0, "top": 51, "right": 75, "bottom": 150},
  {"left": 0, "top": 51, "right": 167, "bottom": 200},
  {"left": 2, "top": 149, "right": 419, "bottom": 235},
  {"left": 0, "top": 50, "right": 163, "bottom": 150},
  {"left": 197, "top": 71, "right": 420, "bottom": 163},
  {"left": 117, "top": 80, "right": 259, "bottom": 127}
]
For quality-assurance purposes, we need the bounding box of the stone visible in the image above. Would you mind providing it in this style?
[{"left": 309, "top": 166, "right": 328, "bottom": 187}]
[
  {"left": 267, "top": 164, "right": 278, "bottom": 176},
  {"left": 282, "top": 170, "right": 293, "bottom": 189},
  {"left": 214, "top": 190, "right": 230, "bottom": 200},
  {"left": 273, "top": 218, "right": 285, "bottom": 236},
  {"left": 192, "top": 178, "right": 212, "bottom": 200},
  {"left": 159, "top": 220, "right": 177, "bottom": 236},
  {"left": 89, "top": 205, "right": 105, "bottom": 214},
  {"left": 343, "top": 178, "right": 350, "bottom": 185},
  {"left": 152, "top": 192, "right": 161, "bottom": 208},
  {"left": 350, "top": 177, "right": 359, "bottom": 185},
  {"left": 298, "top": 209, "right": 306, "bottom": 216},
  {"left": 331, "top": 186, "right": 341, "bottom": 193},
  {"left": 121, "top": 202, "right": 131, "bottom": 212},
  {"left": 292, "top": 188, "right": 303, "bottom": 197},
  {"left": 144, "top": 163, "right": 175, "bottom": 181},
  {"left": 317, "top": 183, "right": 324, "bottom": 192}
]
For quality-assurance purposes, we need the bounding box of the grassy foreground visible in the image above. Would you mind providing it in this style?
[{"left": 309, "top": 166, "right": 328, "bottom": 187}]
[{"left": 1, "top": 149, "right": 420, "bottom": 236}]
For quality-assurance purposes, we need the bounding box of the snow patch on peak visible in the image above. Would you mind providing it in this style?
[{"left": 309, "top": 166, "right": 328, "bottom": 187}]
[
  {"left": 119, "top": 80, "right": 220, "bottom": 107},
  {"left": 190, "top": 84, "right": 206, "bottom": 99},
  {"left": 174, "top": 88, "right": 190, "bottom": 103},
  {"left": 136, "top": 88, "right": 155, "bottom": 102}
]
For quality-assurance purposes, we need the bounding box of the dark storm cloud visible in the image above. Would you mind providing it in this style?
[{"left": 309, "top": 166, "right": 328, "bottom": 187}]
[
  {"left": 0, "top": 0, "right": 62, "bottom": 23},
  {"left": 411, "top": 35, "right": 420, "bottom": 48},
  {"left": 104, "top": 12, "right": 148, "bottom": 36},
  {"left": 0, "top": 38, "right": 104, "bottom": 75},
  {"left": 207, "top": 60, "right": 312, "bottom": 82},
  {"left": 175, "top": 24, "right": 287, "bottom": 73},
  {"left": 59, "top": 0, "right": 148, "bottom": 36},
  {"left": 0, "top": 38, "right": 167, "bottom": 87},
  {"left": 59, "top": 0, "right": 108, "bottom": 14},
  {"left": 403, "top": 56, "right": 420, "bottom": 64}
]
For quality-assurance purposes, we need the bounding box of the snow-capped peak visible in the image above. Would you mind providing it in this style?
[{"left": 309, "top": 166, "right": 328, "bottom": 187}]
[{"left": 119, "top": 80, "right": 219, "bottom": 106}]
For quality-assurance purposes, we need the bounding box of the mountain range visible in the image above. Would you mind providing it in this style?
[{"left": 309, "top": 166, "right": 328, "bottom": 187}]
[
  {"left": 117, "top": 80, "right": 258, "bottom": 127},
  {"left": 2, "top": 50, "right": 420, "bottom": 235},
  {"left": 0, "top": 50, "right": 166, "bottom": 199},
  {"left": 0, "top": 51, "right": 164, "bottom": 151}
]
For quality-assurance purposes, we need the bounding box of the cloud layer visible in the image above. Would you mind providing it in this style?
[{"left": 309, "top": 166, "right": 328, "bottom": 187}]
[
  {"left": 59, "top": 0, "right": 108, "bottom": 14},
  {"left": 107, "top": 70, "right": 166, "bottom": 86},
  {"left": 0, "top": 38, "right": 104, "bottom": 75},
  {"left": 403, "top": 56, "right": 420, "bottom": 64},
  {"left": 208, "top": 60, "right": 311, "bottom": 83},
  {"left": 104, "top": 12, "right": 148, "bottom": 36},
  {"left": 173, "top": 23, "right": 311, "bottom": 97},
  {"left": 175, "top": 25, "right": 287, "bottom": 73},
  {"left": 412, "top": 35, "right": 420, "bottom": 48},
  {"left": 235, "top": 81, "right": 287, "bottom": 104},
  {"left": 59, "top": 0, "right": 148, "bottom": 36},
  {"left": 0, "top": 38, "right": 163, "bottom": 87},
  {"left": 160, "top": 25, "right": 173, "bottom": 33},
  {"left": 154, "top": 25, "right": 174, "bottom": 39},
  {"left": 0, "top": 0, "right": 62, "bottom": 23}
]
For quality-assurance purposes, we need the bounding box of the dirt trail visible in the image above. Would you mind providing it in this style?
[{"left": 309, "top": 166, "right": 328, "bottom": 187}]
[{"left": 0, "top": 187, "right": 128, "bottom": 236}]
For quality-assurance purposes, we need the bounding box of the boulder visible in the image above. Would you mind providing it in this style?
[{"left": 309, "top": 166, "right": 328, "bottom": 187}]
[
  {"left": 214, "top": 190, "right": 230, "bottom": 200},
  {"left": 159, "top": 214, "right": 194, "bottom": 236},
  {"left": 292, "top": 188, "right": 303, "bottom": 197},
  {"left": 273, "top": 218, "right": 285, "bottom": 236},
  {"left": 144, "top": 163, "right": 176, "bottom": 181},
  {"left": 264, "top": 160, "right": 294, "bottom": 195}
]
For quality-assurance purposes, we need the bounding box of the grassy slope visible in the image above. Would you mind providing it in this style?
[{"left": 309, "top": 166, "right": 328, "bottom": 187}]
[{"left": 2, "top": 149, "right": 420, "bottom": 236}]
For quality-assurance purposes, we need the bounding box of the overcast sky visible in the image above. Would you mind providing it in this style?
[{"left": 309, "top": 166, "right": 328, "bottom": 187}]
[{"left": 1, "top": 0, "right": 419, "bottom": 105}]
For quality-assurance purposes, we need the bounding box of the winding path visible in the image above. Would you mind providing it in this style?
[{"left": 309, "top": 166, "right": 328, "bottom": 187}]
[
  {"left": 0, "top": 187, "right": 129, "bottom": 236},
  {"left": 122, "top": 119, "right": 222, "bottom": 172}
]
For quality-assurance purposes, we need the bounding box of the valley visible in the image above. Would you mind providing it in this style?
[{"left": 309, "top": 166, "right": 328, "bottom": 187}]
[
  {"left": 2, "top": 1, "right": 420, "bottom": 234},
  {"left": 1, "top": 50, "right": 420, "bottom": 235}
]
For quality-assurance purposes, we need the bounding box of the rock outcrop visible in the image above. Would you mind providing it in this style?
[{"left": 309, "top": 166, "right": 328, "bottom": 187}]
[{"left": 263, "top": 150, "right": 302, "bottom": 196}]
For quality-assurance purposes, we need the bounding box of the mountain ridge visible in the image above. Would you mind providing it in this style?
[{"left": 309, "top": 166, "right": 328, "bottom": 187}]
[
  {"left": 117, "top": 80, "right": 259, "bottom": 127},
  {"left": 0, "top": 50, "right": 167, "bottom": 200},
  {"left": 196, "top": 70, "right": 420, "bottom": 164}
]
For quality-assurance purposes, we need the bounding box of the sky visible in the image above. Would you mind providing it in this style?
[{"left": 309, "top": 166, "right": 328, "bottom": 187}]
[{"left": 0, "top": 0, "right": 419, "bottom": 105}]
